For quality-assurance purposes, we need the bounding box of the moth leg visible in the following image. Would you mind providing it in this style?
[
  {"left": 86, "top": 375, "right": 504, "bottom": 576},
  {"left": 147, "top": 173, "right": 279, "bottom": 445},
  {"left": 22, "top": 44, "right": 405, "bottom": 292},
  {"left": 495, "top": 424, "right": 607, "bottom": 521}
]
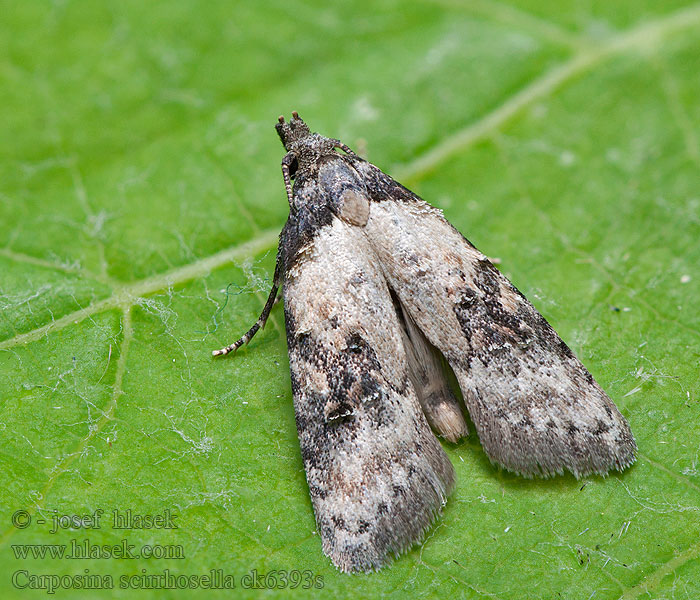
[
  {"left": 331, "top": 139, "right": 359, "bottom": 158},
  {"left": 281, "top": 152, "right": 296, "bottom": 207},
  {"left": 212, "top": 259, "right": 282, "bottom": 357}
]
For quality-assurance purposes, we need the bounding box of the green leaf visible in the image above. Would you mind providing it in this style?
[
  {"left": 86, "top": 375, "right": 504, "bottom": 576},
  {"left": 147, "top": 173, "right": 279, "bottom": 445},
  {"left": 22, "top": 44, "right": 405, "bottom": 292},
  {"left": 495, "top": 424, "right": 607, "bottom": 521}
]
[{"left": 2, "top": 1, "right": 699, "bottom": 598}]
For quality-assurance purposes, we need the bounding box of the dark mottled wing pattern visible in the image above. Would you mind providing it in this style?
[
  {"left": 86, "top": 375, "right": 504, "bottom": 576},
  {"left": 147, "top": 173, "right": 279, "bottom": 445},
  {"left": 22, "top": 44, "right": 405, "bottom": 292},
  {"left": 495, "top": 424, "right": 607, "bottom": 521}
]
[
  {"left": 353, "top": 159, "right": 636, "bottom": 478},
  {"left": 281, "top": 191, "right": 454, "bottom": 572}
]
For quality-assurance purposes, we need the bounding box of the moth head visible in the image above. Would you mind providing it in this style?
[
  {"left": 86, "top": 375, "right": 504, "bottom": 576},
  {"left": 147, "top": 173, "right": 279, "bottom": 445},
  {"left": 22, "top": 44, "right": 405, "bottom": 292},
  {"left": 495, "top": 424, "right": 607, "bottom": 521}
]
[{"left": 276, "top": 111, "right": 311, "bottom": 150}]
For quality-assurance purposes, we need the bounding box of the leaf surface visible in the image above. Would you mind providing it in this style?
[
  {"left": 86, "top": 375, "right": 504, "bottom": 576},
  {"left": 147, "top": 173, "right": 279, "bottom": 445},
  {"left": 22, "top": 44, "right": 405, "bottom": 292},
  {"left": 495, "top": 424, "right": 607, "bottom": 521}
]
[{"left": 1, "top": 1, "right": 699, "bottom": 598}]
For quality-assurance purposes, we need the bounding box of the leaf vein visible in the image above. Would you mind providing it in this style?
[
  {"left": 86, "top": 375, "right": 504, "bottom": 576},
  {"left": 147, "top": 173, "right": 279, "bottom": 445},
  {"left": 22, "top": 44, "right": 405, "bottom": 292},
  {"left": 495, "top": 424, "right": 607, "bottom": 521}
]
[
  {"left": 396, "top": 2, "right": 700, "bottom": 183},
  {"left": 0, "top": 230, "right": 280, "bottom": 350}
]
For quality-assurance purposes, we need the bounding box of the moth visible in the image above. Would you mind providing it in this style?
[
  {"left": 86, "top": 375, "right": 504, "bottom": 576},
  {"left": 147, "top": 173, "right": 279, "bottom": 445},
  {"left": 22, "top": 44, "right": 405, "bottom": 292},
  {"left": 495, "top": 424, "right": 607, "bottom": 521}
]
[{"left": 214, "top": 112, "right": 636, "bottom": 573}]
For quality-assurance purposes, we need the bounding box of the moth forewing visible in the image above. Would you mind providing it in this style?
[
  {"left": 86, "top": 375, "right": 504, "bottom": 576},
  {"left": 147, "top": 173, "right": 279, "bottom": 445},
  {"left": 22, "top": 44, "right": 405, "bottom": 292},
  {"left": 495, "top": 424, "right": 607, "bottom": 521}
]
[
  {"left": 214, "top": 112, "right": 636, "bottom": 572},
  {"left": 282, "top": 214, "right": 455, "bottom": 573},
  {"left": 359, "top": 185, "right": 636, "bottom": 478}
]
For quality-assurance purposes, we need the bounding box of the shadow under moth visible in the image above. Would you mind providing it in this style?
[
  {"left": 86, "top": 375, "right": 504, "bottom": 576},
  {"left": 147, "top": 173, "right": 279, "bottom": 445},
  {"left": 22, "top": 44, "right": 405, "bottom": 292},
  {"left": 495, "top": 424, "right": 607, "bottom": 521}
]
[{"left": 214, "top": 112, "right": 636, "bottom": 573}]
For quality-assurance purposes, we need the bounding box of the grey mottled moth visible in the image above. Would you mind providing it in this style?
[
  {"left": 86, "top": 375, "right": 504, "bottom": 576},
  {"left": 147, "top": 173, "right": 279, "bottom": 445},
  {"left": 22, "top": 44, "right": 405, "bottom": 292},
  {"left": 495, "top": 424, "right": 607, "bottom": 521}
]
[{"left": 214, "top": 112, "right": 636, "bottom": 573}]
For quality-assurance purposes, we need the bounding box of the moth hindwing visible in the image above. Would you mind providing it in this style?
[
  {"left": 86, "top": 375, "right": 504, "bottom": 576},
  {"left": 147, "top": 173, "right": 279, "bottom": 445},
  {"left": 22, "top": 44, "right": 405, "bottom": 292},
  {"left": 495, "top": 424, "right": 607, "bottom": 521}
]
[{"left": 214, "top": 112, "right": 636, "bottom": 573}]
